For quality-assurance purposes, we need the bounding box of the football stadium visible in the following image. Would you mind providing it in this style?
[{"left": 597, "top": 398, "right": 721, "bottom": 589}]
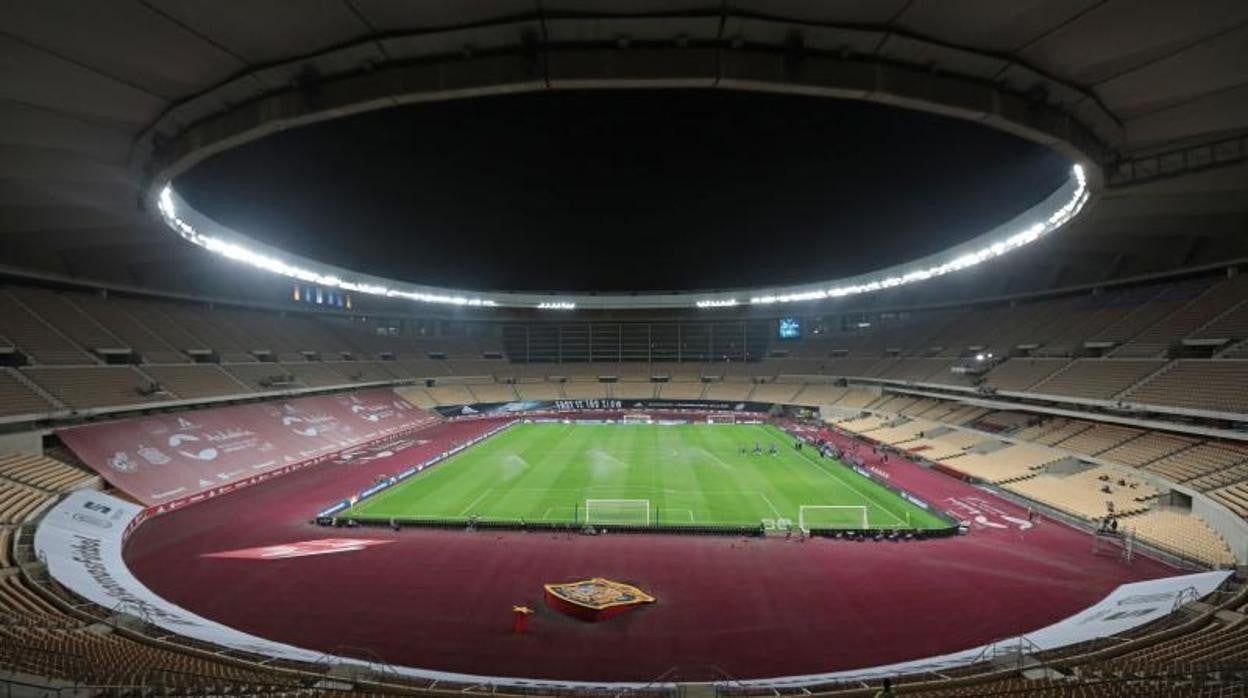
[{"left": 2, "top": 2, "right": 1248, "bottom": 697}]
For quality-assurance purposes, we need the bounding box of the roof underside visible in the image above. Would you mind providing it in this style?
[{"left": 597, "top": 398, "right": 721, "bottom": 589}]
[{"left": 2, "top": 0, "right": 1248, "bottom": 305}]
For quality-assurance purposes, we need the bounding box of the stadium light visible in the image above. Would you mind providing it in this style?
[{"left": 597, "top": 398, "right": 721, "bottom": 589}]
[
  {"left": 748, "top": 164, "right": 1089, "bottom": 306},
  {"left": 154, "top": 162, "right": 1089, "bottom": 311},
  {"left": 157, "top": 186, "right": 498, "bottom": 308}
]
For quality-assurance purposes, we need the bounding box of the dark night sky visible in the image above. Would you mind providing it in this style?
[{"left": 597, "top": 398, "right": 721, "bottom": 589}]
[{"left": 177, "top": 90, "right": 1070, "bottom": 293}]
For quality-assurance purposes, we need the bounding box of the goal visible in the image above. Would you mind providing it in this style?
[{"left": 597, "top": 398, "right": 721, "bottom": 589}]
[
  {"left": 584, "top": 499, "right": 651, "bottom": 526},
  {"left": 623, "top": 413, "right": 653, "bottom": 424},
  {"left": 798, "top": 505, "right": 869, "bottom": 532},
  {"left": 706, "top": 414, "right": 737, "bottom": 424}
]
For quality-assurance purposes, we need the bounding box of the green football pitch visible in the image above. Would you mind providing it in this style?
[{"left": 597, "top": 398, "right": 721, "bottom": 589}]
[{"left": 342, "top": 422, "right": 949, "bottom": 530}]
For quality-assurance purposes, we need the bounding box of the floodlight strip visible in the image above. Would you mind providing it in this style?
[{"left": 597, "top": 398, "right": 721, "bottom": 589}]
[
  {"left": 747, "top": 165, "right": 1088, "bottom": 306},
  {"left": 155, "top": 163, "right": 1087, "bottom": 310}
]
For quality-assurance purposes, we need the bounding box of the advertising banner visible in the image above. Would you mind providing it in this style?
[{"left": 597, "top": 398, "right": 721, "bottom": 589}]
[
  {"left": 58, "top": 389, "right": 433, "bottom": 506},
  {"left": 434, "top": 398, "right": 775, "bottom": 418}
]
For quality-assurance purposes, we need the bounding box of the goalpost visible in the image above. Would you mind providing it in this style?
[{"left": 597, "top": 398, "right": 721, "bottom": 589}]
[
  {"left": 798, "top": 505, "right": 869, "bottom": 532},
  {"left": 584, "top": 499, "right": 651, "bottom": 526},
  {"left": 623, "top": 414, "right": 653, "bottom": 424},
  {"left": 706, "top": 414, "right": 737, "bottom": 424}
]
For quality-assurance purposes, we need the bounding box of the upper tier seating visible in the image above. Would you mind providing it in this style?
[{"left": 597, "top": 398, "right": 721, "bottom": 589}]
[
  {"left": 1123, "top": 359, "right": 1248, "bottom": 413},
  {"left": 0, "top": 369, "right": 56, "bottom": 417},
  {"left": 1029, "top": 359, "right": 1165, "bottom": 400},
  {"left": 67, "top": 294, "right": 188, "bottom": 363},
  {"left": 7, "top": 287, "right": 122, "bottom": 353},
  {"left": 1052, "top": 423, "right": 1143, "bottom": 457},
  {"left": 982, "top": 358, "right": 1069, "bottom": 391},
  {"left": 1087, "top": 278, "right": 1213, "bottom": 344},
  {"left": 141, "top": 364, "right": 252, "bottom": 400},
  {"left": 1113, "top": 276, "right": 1248, "bottom": 357},
  {"left": 20, "top": 366, "right": 161, "bottom": 409},
  {"left": 0, "top": 290, "right": 96, "bottom": 364}
]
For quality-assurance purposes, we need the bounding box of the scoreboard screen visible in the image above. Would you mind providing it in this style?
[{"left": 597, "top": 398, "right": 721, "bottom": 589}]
[{"left": 778, "top": 317, "right": 801, "bottom": 339}]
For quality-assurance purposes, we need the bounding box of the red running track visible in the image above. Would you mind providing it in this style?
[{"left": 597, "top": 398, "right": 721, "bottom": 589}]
[{"left": 124, "top": 419, "right": 1180, "bottom": 683}]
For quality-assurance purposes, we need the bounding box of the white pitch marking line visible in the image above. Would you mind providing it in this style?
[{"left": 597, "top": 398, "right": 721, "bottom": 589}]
[
  {"left": 792, "top": 446, "right": 906, "bottom": 526},
  {"left": 457, "top": 488, "right": 493, "bottom": 516},
  {"left": 759, "top": 492, "right": 783, "bottom": 520}
]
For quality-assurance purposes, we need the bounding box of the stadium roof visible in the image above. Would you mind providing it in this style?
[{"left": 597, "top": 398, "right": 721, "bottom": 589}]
[{"left": 3, "top": 1, "right": 1248, "bottom": 309}]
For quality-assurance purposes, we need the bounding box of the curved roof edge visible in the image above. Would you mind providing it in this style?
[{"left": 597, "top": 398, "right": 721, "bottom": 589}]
[{"left": 156, "top": 164, "right": 1089, "bottom": 310}]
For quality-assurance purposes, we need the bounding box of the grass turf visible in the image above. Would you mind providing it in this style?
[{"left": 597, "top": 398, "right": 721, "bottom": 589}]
[{"left": 342, "top": 422, "right": 949, "bottom": 529}]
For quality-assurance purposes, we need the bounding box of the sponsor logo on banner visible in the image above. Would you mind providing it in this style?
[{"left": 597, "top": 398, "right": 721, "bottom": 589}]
[
  {"left": 108, "top": 451, "right": 136, "bottom": 473},
  {"left": 202, "top": 538, "right": 394, "bottom": 560},
  {"left": 137, "top": 444, "right": 171, "bottom": 465},
  {"left": 57, "top": 388, "right": 429, "bottom": 507}
]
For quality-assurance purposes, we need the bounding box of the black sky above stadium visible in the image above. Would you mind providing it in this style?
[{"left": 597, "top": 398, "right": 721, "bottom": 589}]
[{"left": 177, "top": 90, "right": 1070, "bottom": 293}]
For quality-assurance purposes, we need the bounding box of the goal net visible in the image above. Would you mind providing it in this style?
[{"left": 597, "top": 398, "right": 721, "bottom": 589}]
[
  {"left": 584, "top": 499, "right": 651, "bottom": 526},
  {"left": 706, "top": 414, "right": 737, "bottom": 424},
  {"left": 798, "top": 505, "right": 869, "bottom": 532},
  {"left": 623, "top": 414, "right": 653, "bottom": 424}
]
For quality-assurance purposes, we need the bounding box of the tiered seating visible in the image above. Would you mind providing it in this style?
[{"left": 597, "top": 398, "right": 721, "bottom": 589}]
[
  {"left": 837, "top": 414, "right": 892, "bottom": 434},
  {"left": 0, "top": 369, "right": 56, "bottom": 416},
  {"left": 514, "top": 382, "right": 563, "bottom": 401},
  {"left": 982, "top": 358, "right": 1068, "bottom": 391},
  {"left": 1143, "top": 444, "right": 1248, "bottom": 487},
  {"left": 1053, "top": 423, "right": 1142, "bottom": 457},
  {"left": 1032, "top": 419, "right": 1094, "bottom": 445},
  {"left": 747, "top": 382, "right": 802, "bottom": 403},
  {"left": 1118, "top": 509, "right": 1236, "bottom": 568},
  {"left": 864, "top": 419, "right": 936, "bottom": 446},
  {"left": 1098, "top": 432, "right": 1197, "bottom": 467},
  {"left": 1098, "top": 617, "right": 1248, "bottom": 675},
  {"left": 393, "top": 385, "right": 437, "bottom": 408},
  {"left": 1029, "top": 359, "right": 1165, "bottom": 400},
  {"left": 468, "top": 383, "right": 518, "bottom": 403},
  {"left": 1124, "top": 359, "right": 1248, "bottom": 413},
  {"left": 8, "top": 287, "right": 122, "bottom": 353},
  {"left": 0, "top": 453, "right": 90, "bottom": 491},
  {"left": 1209, "top": 482, "right": 1248, "bottom": 518},
  {"left": 0, "top": 291, "right": 96, "bottom": 364},
  {"left": 702, "top": 382, "right": 753, "bottom": 401},
  {"left": 20, "top": 366, "right": 161, "bottom": 409},
  {"left": 833, "top": 388, "right": 877, "bottom": 408},
  {"left": 659, "top": 382, "right": 704, "bottom": 399},
  {"left": 1114, "top": 276, "right": 1248, "bottom": 357},
  {"left": 221, "top": 362, "right": 302, "bottom": 390},
  {"left": 869, "top": 394, "right": 920, "bottom": 413},
  {"left": 938, "top": 405, "right": 990, "bottom": 425},
  {"left": 68, "top": 294, "right": 187, "bottom": 363},
  {"left": 875, "top": 357, "right": 956, "bottom": 383},
  {"left": 937, "top": 443, "right": 1062, "bottom": 483},
  {"left": 284, "top": 361, "right": 357, "bottom": 387},
  {"left": 425, "top": 383, "right": 476, "bottom": 405},
  {"left": 1004, "top": 466, "right": 1155, "bottom": 521},
  {"left": 141, "top": 364, "right": 252, "bottom": 399},
  {"left": 1089, "top": 279, "right": 1212, "bottom": 345},
  {"left": 0, "top": 480, "right": 53, "bottom": 524},
  {"left": 613, "top": 382, "right": 656, "bottom": 399},
  {"left": 0, "top": 626, "right": 308, "bottom": 693},
  {"left": 904, "top": 430, "right": 990, "bottom": 461}
]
